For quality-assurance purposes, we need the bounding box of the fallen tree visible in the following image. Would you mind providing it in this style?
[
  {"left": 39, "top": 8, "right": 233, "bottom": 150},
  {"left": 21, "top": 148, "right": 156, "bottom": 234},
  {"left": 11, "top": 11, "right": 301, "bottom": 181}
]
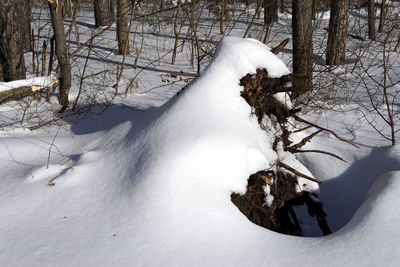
[
  {"left": 231, "top": 42, "right": 356, "bottom": 236},
  {"left": 0, "top": 76, "right": 58, "bottom": 104}
]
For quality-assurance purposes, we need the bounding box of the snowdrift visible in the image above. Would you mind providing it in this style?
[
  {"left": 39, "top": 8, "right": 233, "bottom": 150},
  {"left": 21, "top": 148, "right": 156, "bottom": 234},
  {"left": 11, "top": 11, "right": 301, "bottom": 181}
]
[{"left": 1, "top": 37, "right": 400, "bottom": 266}]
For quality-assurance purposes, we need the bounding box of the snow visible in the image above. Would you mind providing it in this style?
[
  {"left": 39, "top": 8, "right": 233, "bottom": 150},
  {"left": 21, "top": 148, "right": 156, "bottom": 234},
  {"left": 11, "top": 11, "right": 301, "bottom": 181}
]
[
  {"left": 263, "top": 184, "right": 274, "bottom": 206},
  {"left": 1, "top": 2, "right": 400, "bottom": 265}
]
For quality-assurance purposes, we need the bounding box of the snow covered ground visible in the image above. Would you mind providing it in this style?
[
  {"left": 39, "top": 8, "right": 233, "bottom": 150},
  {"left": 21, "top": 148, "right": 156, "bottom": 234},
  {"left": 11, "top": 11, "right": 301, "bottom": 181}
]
[{"left": 0, "top": 2, "right": 400, "bottom": 266}]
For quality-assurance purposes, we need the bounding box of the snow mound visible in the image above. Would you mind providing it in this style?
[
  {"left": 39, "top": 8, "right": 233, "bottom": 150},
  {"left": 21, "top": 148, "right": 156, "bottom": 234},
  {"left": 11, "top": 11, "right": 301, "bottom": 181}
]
[{"left": 1, "top": 37, "right": 400, "bottom": 266}]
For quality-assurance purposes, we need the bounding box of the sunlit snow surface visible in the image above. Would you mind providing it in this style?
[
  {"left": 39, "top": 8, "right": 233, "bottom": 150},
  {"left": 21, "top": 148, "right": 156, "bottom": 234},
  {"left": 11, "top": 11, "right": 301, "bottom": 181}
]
[{"left": 1, "top": 37, "right": 400, "bottom": 266}]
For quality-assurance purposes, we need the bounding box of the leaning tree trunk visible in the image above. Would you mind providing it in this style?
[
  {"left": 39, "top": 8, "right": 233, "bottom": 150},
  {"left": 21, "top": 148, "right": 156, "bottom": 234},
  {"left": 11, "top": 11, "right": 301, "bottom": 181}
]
[
  {"left": 117, "top": 0, "right": 130, "bottom": 54},
  {"left": 292, "top": 0, "right": 313, "bottom": 98},
  {"left": 368, "top": 0, "right": 376, "bottom": 40},
  {"left": 94, "top": 0, "right": 115, "bottom": 28},
  {"left": 326, "top": 0, "right": 349, "bottom": 65},
  {"left": 48, "top": 0, "right": 71, "bottom": 111},
  {"left": 0, "top": 0, "right": 27, "bottom": 82}
]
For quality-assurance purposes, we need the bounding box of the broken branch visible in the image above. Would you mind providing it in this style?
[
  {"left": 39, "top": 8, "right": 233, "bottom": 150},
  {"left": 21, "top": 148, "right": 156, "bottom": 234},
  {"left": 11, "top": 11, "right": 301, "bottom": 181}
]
[
  {"left": 0, "top": 77, "right": 58, "bottom": 104},
  {"left": 271, "top": 38, "right": 290, "bottom": 55}
]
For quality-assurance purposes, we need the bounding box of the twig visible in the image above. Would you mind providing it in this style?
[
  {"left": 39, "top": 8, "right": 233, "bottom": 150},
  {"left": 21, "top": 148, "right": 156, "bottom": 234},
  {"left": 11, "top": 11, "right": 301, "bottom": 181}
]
[
  {"left": 294, "top": 149, "right": 347, "bottom": 162},
  {"left": 287, "top": 129, "right": 323, "bottom": 151},
  {"left": 293, "top": 125, "right": 313, "bottom": 133},
  {"left": 292, "top": 115, "right": 360, "bottom": 148},
  {"left": 277, "top": 161, "right": 322, "bottom": 184},
  {"left": 348, "top": 34, "right": 365, "bottom": 41},
  {"left": 47, "top": 124, "right": 62, "bottom": 169},
  {"left": 73, "top": 38, "right": 93, "bottom": 111}
]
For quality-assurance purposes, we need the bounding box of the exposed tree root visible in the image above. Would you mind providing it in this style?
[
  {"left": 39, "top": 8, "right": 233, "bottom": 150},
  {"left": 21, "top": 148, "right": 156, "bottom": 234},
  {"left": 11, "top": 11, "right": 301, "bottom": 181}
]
[{"left": 231, "top": 66, "right": 353, "bottom": 236}]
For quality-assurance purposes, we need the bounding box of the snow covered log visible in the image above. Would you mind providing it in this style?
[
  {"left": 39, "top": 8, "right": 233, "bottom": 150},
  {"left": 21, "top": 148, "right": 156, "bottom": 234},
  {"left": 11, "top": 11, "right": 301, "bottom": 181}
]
[{"left": 0, "top": 76, "right": 58, "bottom": 104}]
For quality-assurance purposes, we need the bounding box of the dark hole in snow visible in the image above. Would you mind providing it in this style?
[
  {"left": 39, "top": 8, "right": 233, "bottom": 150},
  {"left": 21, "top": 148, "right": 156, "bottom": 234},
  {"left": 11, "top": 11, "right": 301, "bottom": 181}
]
[{"left": 231, "top": 171, "right": 331, "bottom": 236}]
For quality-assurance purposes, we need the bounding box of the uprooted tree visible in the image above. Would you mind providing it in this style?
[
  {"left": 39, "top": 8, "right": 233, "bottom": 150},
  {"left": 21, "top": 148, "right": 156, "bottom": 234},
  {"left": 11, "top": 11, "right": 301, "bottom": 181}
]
[{"left": 230, "top": 42, "right": 358, "bottom": 236}]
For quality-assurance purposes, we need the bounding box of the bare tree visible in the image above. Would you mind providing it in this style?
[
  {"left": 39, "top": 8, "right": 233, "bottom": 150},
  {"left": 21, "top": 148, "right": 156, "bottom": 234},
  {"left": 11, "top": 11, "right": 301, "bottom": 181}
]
[
  {"left": 368, "top": 0, "right": 376, "bottom": 40},
  {"left": 171, "top": 0, "right": 182, "bottom": 65},
  {"left": 264, "top": 0, "right": 278, "bottom": 25},
  {"left": 48, "top": 0, "right": 71, "bottom": 111},
  {"left": 94, "top": 0, "right": 115, "bottom": 27},
  {"left": 326, "top": 0, "right": 349, "bottom": 65},
  {"left": 292, "top": 0, "right": 313, "bottom": 97},
  {"left": 23, "top": 0, "right": 33, "bottom": 52},
  {"left": 0, "top": 0, "right": 27, "bottom": 81},
  {"left": 117, "top": 0, "right": 130, "bottom": 54},
  {"left": 263, "top": 0, "right": 277, "bottom": 41},
  {"left": 378, "top": 0, "right": 386, "bottom": 33}
]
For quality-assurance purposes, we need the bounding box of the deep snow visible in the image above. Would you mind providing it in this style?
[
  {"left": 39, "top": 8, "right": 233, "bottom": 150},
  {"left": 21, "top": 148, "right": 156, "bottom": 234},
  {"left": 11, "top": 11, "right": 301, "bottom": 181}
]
[{"left": 1, "top": 36, "right": 400, "bottom": 266}]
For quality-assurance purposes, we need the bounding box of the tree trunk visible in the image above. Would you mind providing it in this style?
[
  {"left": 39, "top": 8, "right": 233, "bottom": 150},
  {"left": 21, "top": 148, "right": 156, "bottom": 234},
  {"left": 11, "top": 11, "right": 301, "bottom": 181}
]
[
  {"left": 94, "top": 0, "right": 115, "bottom": 27},
  {"left": 292, "top": 0, "right": 313, "bottom": 97},
  {"left": 219, "top": 0, "right": 225, "bottom": 35},
  {"left": 23, "top": 0, "right": 33, "bottom": 52},
  {"left": 117, "top": 0, "right": 130, "bottom": 54},
  {"left": 326, "top": 0, "right": 349, "bottom": 65},
  {"left": 368, "top": 0, "right": 376, "bottom": 40},
  {"left": 378, "top": 0, "right": 386, "bottom": 33},
  {"left": 0, "top": 0, "right": 27, "bottom": 82},
  {"left": 171, "top": 0, "right": 181, "bottom": 65},
  {"left": 48, "top": 0, "right": 71, "bottom": 111},
  {"left": 264, "top": 0, "right": 278, "bottom": 25},
  {"left": 0, "top": 77, "right": 58, "bottom": 104}
]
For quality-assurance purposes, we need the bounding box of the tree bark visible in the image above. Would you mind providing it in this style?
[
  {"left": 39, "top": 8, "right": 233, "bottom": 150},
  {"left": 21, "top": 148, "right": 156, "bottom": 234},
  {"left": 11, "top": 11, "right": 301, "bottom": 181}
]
[
  {"left": 48, "top": 0, "right": 71, "bottom": 111},
  {"left": 292, "top": 0, "right": 313, "bottom": 97},
  {"left": 326, "top": 0, "right": 349, "bottom": 65},
  {"left": 94, "top": 0, "right": 115, "bottom": 27},
  {"left": 378, "top": 0, "right": 386, "bottom": 33},
  {"left": 0, "top": 77, "right": 58, "bottom": 104},
  {"left": 23, "top": 0, "right": 33, "bottom": 52},
  {"left": 171, "top": 0, "right": 181, "bottom": 65},
  {"left": 368, "top": 0, "right": 376, "bottom": 40},
  {"left": 264, "top": 0, "right": 278, "bottom": 25},
  {"left": 117, "top": 0, "right": 130, "bottom": 54},
  {"left": 0, "top": 0, "right": 27, "bottom": 82},
  {"left": 219, "top": 0, "right": 225, "bottom": 35}
]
